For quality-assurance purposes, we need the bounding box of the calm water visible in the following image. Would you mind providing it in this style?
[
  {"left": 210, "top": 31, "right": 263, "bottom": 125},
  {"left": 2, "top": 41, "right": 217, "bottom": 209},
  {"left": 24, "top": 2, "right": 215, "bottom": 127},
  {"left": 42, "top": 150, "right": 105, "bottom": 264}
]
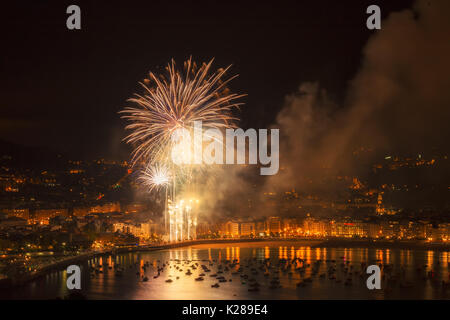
[{"left": 2, "top": 241, "right": 450, "bottom": 300}]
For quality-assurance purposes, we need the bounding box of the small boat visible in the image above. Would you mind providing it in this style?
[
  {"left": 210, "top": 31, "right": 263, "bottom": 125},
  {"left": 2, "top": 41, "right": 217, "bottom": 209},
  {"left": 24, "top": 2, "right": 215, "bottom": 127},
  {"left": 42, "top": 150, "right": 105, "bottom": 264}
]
[
  {"left": 195, "top": 277, "right": 204, "bottom": 281},
  {"left": 211, "top": 283, "right": 220, "bottom": 288},
  {"left": 165, "top": 279, "right": 173, "bottom": 283},
  {"left": 142, "top": 276, "right": 149, "bottom": 282}
]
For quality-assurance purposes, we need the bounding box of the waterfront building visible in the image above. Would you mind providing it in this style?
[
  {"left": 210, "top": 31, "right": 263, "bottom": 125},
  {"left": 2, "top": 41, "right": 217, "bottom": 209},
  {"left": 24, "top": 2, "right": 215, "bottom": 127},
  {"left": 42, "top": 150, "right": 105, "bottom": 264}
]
[
  {"left": 240, "top": 222, "right": 256, "bottom": 236},
  {"left": 266, "top": 216, "right": 281, "bottom": 234}
]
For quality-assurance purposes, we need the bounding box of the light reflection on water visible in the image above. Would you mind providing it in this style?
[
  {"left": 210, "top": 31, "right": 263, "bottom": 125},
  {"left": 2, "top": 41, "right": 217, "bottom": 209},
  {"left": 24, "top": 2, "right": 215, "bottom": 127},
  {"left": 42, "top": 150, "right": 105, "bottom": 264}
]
[{"left": 2, "top": 241, "right": 450, "bottom": 300}]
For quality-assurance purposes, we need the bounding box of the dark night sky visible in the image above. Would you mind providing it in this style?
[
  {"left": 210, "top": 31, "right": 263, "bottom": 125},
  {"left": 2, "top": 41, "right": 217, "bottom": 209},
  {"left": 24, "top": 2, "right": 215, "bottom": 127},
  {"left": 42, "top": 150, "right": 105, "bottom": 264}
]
[{"left": 0, "top": 0, "right": 413, "bottom": 160}]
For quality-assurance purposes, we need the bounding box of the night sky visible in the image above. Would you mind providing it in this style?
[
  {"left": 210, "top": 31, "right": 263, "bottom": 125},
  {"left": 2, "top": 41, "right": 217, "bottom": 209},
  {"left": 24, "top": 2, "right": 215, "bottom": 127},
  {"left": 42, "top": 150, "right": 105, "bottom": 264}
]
[{"left": 1, "top": 0, "right": 413, "bottom": 160}]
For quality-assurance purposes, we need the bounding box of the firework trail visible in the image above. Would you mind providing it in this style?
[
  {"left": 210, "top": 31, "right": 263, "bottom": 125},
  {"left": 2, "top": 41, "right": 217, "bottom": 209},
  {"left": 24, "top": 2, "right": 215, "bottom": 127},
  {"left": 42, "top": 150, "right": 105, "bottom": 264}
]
[{"left": 121, "top": 58, "right": 244, "bottom": 241}]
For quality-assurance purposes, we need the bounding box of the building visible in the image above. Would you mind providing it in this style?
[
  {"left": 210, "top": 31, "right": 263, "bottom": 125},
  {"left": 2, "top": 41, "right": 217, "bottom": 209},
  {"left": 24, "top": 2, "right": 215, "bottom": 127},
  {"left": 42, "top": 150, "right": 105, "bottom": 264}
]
[
  {"left": 303, "top": 217, "right": 327, "bottom": 237},
  {"left": 432, "top": 223, "right": 450, "bottom": 241},
  {"left": 240, "top": 222, "right": 255, "bottom": 236},
  {"left": 330, "top": 219, "right": 366, "bottom": 238},
  {"left": 90, "top": 202, "right": 120, "bottom": 214},
  {"left": 2, "top": 208, "right": 30, "bottom": 220},
  {"left": 73, "top": 207, "right": 90, "bottom": 217},
  {"left": 113, "top": 222, "right": 143, "bottom": 237},
  {"left": 33, "top": 208, "right": 69, "bottom": 224},
  {"left": 123, "top": 203, "right": 146, "bottom": 214},
  {"left": 0, "top": 217, "right": 28, "bottom": 228},
  {"left": 367, "top": 222, "right": 382, "bottom": 238},
  {"left": 282, "top": 218, "right": 299, "bottom": 234},
  {"left": 255, "top": 221, "right": 266, "bottom": 236},
  {"left": 140, "top": 221, "right": 160, "bottom": 238},
  {"left": 221, "top": 221, "right": 240, "bottom": 237},
  {"left": 266, "top": 217, "right": 281, "bottom": 234}
]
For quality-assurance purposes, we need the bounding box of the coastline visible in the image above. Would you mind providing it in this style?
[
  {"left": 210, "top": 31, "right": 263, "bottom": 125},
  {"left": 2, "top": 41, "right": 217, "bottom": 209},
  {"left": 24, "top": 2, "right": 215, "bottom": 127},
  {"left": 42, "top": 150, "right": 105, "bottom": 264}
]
[
  {"left": 1, "top": 238, "right": 449, "bottom": 289},
  {"left": 312, "top": 239, "right": 450, "bottom": 251}
]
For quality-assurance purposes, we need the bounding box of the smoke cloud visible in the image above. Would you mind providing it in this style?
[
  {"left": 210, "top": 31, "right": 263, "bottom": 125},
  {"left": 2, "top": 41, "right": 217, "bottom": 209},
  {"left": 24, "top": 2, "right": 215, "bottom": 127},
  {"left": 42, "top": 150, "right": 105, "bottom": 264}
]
[
  {"left": 184, "top": 0, "right": 450, "bottom": 218},
  {"left": 265, "top": 0, "right": 450, "bottom": 197}
]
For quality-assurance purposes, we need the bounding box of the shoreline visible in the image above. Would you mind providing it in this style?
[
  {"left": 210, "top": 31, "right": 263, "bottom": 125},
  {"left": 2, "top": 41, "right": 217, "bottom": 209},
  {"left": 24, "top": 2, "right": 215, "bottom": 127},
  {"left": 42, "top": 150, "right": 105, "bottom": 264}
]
[
  {"left": 1, "top": 238, "right": 449, "bottom": 289},
  {"left": 312, "top": 239, "right": 450, "bottom": 251}
]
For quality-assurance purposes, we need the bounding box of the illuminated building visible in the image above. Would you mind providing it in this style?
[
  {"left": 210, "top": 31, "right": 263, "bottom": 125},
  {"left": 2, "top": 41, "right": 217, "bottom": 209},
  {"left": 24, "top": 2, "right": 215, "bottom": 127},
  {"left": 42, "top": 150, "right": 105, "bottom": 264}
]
[
  {"left": 123, "top": 203, "right": 146, "bottom": 214},
  {"left": 73, "top": 207, "right": 90, "bottom": 217},
  {"left": 303, "top": 217, "right": 327, "bottom": 236},
  {"left": 255, "top": 221, "right": 266, "bottom": 236},
  {"left": 0, "top": 217, "right": 27, "bottom": 228},
  {"left": 140, "top": 221, "right": 159, "bottom": 237},
  {"left": 240, "top": 222, "right": 256, "bottom": 236},
  {"left": 282, "top": 218, "right": 299, "bottom": 234},
  {"left": 222, "top": 221, "right": 240, "bottom": 238},
  {"left": 196, "top": 222, "right": 211, "bottom": 236},
  {"left": 330, "top": 219, "right": 366, "bottom": 238},
  {"left": 90, "top": 202, "right": 121, "bottom": 214},
  {"left": 376, "top": 192, "right": 385, "bottom": 215},
  {"left": 266, "top": 216, "right": 281, "bottom": 234},
  {"left": 432, "top": 223, "right": 450, "bottom": 241},
  {"left": 2, "top": 208, "right": 30, "bottom": 220},
  {"left": 33, "top": 208, "right": 69, "bottom": 225},
  {"left": 367, "top": 223, "right": 382, "bottom": 238}
]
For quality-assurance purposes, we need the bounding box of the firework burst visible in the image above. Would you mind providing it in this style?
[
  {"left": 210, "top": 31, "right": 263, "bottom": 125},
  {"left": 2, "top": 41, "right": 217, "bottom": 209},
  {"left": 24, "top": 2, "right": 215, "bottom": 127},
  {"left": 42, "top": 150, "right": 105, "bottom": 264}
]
[
  {"left": 120, "top": 58, "right": 245, "bottom": 168},
  {"left": 137, "top": 164, "right": 170, "bottom": 192},
  {"left": 121, "top": 58, "right": 244, "bottom": 241}
]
